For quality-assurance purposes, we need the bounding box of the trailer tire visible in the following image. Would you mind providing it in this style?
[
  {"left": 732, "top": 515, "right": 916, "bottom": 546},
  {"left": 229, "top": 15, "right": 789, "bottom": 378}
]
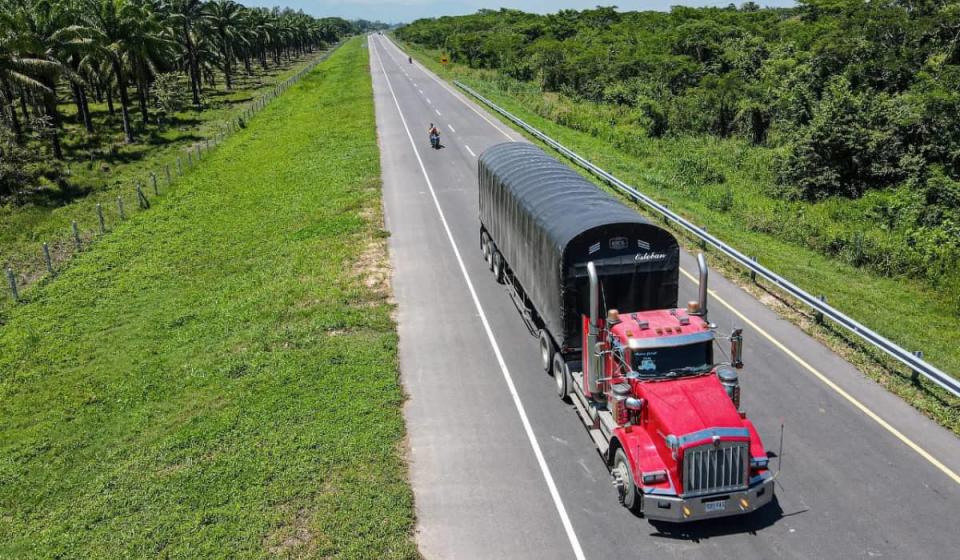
[
  {"left": 552, "top": 353, "right": 570, "bottom": 400},
  {"left": 481, "top": 231, "right": 491, "bottom": 263},
  {"left": 613, "top": 448, "right": 643, "bottom": 515},
  {"left": 492, "top": 251, "right": 505, "bottom": 284},
  {"left": 538, "top": 330, "right": 554, "bottom": 372},
  {"left": 487, "top": 242, "right": 497, "bottom": 272}
]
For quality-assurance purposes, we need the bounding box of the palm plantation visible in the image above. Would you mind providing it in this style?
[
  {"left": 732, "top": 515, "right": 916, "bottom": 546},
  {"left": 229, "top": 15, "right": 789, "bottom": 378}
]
[{"left": 0, "top": 0, "right": 360, "bottom": 197}]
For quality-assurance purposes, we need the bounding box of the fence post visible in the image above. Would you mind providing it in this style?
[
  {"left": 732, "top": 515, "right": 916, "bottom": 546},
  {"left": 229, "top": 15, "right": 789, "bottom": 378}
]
[
  {"left": 43, "top": 242, "right": 53, "bottom": 275},
  {"left": 5, "top": 267, "right": 17, "bottom": 302},
  {"left": 177, "top": 157, "right": 182, "bottom": 175},
  {"left": 165, "top": 164, "right": 172, "bottom": 184},
  {"left": 187, "top": 150, "right": 193, "bottom": 167},
  {"left": 72, "top": 221, "right": 82, "bottom": 250},
  {"left": 97, "top": 203, "right": 105, "bottom": 233},
  {"left": 136, "top": 184, "right": 149, "bottom": 209},
  {"left": 117, "top": 196, "right": 126, "bottom": 220},
  {"left": 151, "top": 172, "right": 158, "bottom": 195}
]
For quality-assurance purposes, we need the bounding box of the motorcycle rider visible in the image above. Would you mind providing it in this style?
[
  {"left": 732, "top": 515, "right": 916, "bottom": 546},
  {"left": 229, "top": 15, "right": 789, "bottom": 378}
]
[
  {"left": 408, "top": 56, "right": 412, "bottom": 64},
  {"left": 428, "top": 123, "right": 440, "bottom": 148}
]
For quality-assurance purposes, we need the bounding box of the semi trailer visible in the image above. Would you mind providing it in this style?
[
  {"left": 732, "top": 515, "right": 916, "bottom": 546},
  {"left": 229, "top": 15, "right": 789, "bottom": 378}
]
[{"left": 478, "top": 143, "right": 774, "bottom": 522}]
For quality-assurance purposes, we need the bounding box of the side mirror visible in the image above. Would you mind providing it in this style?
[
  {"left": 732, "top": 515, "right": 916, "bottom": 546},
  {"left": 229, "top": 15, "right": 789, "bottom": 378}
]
[
  {"left": 625, "top": 397, "right": 644, "bottom": 411},
  {"left": 730, "top": 328, "right": 744, "bottom": 369}
]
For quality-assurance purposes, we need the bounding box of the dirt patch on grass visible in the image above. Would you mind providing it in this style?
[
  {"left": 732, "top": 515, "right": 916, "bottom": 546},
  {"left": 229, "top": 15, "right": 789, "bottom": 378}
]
[{"left": 264, "top": 508, "right": 319, "bottom": 557}]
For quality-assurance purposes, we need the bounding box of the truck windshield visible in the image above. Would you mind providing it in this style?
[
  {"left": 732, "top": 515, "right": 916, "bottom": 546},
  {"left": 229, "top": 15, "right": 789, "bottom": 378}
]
[{"left": 632, "top": 342, "right": 712, "bottom": 378}]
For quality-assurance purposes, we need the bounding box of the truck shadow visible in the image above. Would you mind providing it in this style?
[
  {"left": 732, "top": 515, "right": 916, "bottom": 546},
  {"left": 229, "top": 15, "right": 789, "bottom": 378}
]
[{"left": 647, "top": 496, "right": 790, "bottom": 541}]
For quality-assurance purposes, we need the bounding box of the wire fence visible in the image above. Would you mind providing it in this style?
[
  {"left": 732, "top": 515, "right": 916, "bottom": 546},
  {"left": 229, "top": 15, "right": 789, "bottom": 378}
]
[
  {"left": 2, "top": 42, "right": 343, "bottom": 309},
  {"left": 455, "top": 80, "right": 960, "bottom": 398}
]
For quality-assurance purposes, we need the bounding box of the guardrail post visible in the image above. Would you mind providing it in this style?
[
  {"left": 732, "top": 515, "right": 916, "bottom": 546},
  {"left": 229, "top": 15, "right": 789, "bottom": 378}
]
[
  {"left": 117, "top": 196, "right": 126, "bottom": 220},
  {"left": 750, "top": 256, "right": 757, "bottom": 283},
  {"left": 165, "top": 164, "right": 171, "bottom": 184},
  {"left": 814, "top": 295, "right": 825, "bottom": 324},
  {"left": 151, "top": 172, "right": 158, "bottom": 195},
  {"left": 96, "top": 203, "right": 105, "bottom": 233},
  {"left": 700, "top": 226, "right": 707, "bottom": 250},
  {"left": 72, "top": 221, "right": 82, "bottom": 250},
  {"left": 911, "top": 351, "right": 923, "bottom": 382},
  {"left": 6, "top": 267, "right": 18, "bottom": 302},
  {"left": 43, "top": 242, "right": 53, "bottom": 275}
]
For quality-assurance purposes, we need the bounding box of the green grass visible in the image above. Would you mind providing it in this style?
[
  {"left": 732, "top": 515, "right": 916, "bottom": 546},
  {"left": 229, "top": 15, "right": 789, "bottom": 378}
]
[
  {"left": 0, "top": 37, "right": 418, "bottom": 559},
  {"left": 399, "top": 39, "right": 960, "bottom": 433},
  {"left": 1, "top": 47, "right": 334, "bottom": 297}
]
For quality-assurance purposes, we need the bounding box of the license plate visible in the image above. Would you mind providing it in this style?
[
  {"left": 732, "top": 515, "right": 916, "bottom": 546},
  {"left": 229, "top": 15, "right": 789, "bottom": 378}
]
[{"left": 704, "top": 500, "right": 726, "bottom": 512}]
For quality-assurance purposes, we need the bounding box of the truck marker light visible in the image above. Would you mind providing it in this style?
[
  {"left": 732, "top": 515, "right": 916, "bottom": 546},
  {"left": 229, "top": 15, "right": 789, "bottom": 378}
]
[
  {"left": 739, "top": 498, "right": 750, "bottom": 510},
  {"left": 641, "top": 470, "right": 668, "bottom": 485},
  {"left": 682, "top": 506, "right": 692, "bottom": 518}
]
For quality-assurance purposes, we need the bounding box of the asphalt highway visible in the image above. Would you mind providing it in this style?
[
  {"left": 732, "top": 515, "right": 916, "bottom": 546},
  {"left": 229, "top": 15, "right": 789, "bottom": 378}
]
[{"left": 369, "top": 34, "right": 960, "bottom": 560}]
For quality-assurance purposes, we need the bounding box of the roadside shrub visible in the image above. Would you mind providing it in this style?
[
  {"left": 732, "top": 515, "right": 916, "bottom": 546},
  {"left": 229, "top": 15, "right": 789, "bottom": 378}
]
[{"left": 675, "top": 154, "right": 725, "bottom": 186}]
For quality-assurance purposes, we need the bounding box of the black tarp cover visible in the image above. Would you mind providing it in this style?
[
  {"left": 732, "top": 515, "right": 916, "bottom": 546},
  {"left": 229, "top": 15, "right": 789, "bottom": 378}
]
[{"left": 479, "top": 143, "right": 679, "bottom": 350}]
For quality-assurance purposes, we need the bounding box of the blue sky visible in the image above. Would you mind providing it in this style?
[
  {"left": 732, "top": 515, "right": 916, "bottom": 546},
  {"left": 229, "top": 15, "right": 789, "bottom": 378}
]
[{"left": 238, "top": 1, "right": 797, "bottom": 25}]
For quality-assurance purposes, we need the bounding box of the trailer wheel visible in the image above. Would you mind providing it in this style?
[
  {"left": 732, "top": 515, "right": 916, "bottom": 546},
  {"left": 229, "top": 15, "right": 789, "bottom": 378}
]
[
  {"left": 492, "top": 251, "right": 505, "bottom": 283},
  {"left": 552, "top": 353, "right": 570, "bottom": 400},
  {"left": 481, "top": 231, "right": 491, "bottom": 263},
  {"left": 538, "top": 330, "right": 554, "bottom": 372},
  {"left": 487, "top": 243, "right": 497, "bottom": 272},
  {"left": 613, "top": 448, "right": 642, "bottom": 515}
]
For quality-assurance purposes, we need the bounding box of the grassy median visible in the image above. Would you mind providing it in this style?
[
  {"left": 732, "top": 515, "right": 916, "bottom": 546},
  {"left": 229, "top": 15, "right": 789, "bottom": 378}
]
[{"left": 0, "top": 37, "right": 418, "bottom": 559}]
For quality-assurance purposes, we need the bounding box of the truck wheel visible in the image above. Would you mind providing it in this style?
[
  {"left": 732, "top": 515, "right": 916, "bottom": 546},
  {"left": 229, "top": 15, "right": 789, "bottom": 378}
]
[
  {"left": 487, "top": 242, "right": 496, "bottom": 272},
  {"left": 492, "top": 251, "right": 505, "bottom": 283},
  {"left": 538, "top": 330, "right": 554, "bottom": 372},
  {"left": 481, "top": 232, "right": 491, "bottom": 263},
  {"left": 553, "top": 353, "right": 570, "bottom": 400},
  {"left": 613, "top": 448, "right": 643, "bottom": 515}
]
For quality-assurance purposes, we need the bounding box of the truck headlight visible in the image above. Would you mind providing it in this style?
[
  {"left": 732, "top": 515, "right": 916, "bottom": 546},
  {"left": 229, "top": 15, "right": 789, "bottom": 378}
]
[
  {"left": 750, "top": 457, "right": 768, "bottom": 470},
  {"left": 641, "top": 470, "right": 667, "bottom": 485}
]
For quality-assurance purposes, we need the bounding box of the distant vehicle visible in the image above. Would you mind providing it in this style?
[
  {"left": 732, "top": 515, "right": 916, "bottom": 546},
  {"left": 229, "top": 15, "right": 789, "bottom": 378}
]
[{"left": 478, "top": 143, "right": 775, "bottom": 522}]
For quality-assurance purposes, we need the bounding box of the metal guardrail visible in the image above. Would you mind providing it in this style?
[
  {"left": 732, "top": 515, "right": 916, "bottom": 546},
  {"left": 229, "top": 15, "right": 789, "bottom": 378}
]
[{"left": 454, "top": 80, "right": 960, "bottom": 398}]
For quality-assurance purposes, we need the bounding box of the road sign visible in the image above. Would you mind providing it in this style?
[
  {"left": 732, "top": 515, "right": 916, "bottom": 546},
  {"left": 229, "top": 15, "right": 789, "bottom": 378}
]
[{"left": 440, "top": 55, "right": 449, "bottom": 64}]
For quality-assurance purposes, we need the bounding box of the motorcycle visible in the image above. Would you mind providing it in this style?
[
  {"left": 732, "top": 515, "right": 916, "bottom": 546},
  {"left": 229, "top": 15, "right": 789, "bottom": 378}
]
[
  {"left": 430, "top": 132, "right": 440, "bottom": 149},
  {"left": 408, "top": 56, "right": 412, "bottom": 64}
]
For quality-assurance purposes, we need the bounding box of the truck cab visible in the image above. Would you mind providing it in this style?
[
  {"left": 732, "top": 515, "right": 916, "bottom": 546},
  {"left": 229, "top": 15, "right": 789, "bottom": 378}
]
[{"left": 568, "top": 259, "right": 775, "bottom": 521}]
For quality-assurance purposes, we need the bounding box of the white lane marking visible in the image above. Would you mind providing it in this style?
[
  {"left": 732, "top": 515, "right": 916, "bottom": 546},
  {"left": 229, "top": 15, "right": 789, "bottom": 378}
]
[
  {"left": 426, "top": 97, "right": 432, "bottom": 104},
  {"left": 380, "top": 37, "right": 515, "bottom": 142},
  {"left": 465, "top": 145, "right": 476, "bottom": 157},
  {"left": 435, "top": 109, "right": 442, "bottom": 116},
  {"left": 679, "top": 268, "right": 960, "bottom": 486},
  {"left": 372, "top": 39, "right": 587, "bottom": 560},
  {"left": 418, "top": 88, "right": 423, "bottom": 94},
  {"left": 447, "top": 124, "right": 455, "bottom": 133}
]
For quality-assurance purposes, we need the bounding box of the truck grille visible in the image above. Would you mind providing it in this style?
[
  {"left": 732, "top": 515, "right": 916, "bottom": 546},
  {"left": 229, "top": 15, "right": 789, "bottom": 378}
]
[{"left": 682, "top": 441, "right": 749, "bottom": 497}]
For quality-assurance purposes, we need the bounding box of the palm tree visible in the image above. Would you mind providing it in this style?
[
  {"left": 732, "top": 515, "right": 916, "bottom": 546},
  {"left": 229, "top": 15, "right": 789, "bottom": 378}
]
[
  {"left": 169, "top": 0, "right": 205, "bottom": 108},
  {"left": 203, "top": 0, "right": 244, "bottom": 90},
  {"left": 4, "top": 0, "right": 86, "bottom": 159},
  {"left": 0, "top": 34, "right": 56, "bottom": 143},
  {"left": 85, "top": 0, "right": 163, "bottom": 142}
]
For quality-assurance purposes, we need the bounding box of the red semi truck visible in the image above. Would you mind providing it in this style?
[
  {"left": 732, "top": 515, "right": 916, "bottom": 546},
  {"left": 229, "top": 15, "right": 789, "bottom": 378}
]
[{"left": 478, "top": 143, "right": 774, "bottom": 521}]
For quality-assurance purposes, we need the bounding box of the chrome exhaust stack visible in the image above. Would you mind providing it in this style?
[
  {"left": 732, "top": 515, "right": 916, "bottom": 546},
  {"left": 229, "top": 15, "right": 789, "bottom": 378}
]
[
  {"left": 587, "top": 261, "right": 602, "bottom": 396},
  {"left": 696, "top": 253, "right": 708, "bottom": 319}
]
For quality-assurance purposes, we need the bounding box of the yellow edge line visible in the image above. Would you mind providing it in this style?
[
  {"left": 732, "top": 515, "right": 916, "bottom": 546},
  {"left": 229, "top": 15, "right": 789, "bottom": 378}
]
[{"left": 680, "top": 267, "right": 960, "bottom": 486}]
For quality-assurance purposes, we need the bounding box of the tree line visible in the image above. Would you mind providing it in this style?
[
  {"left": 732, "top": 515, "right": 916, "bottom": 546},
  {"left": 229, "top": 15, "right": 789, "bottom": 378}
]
[
  {"left": 397, "top": 2, "right": 960, "bottom": 207},
  {"left": 0, "top": 0, "right": 372, "bottom": 195}
]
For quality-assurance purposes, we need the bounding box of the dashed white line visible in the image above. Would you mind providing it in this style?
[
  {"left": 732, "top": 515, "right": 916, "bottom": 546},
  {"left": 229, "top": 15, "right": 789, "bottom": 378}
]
[
  {"left": 426, "top": 97, "right": 432, "bottom": 104},
  {"left": 435, "top": 109, "right": 442, "bottom": 116},
  {"left": 447, "top": 124, "right": 456, "bottom": 133},
  {"left": 371, "top": 37, "right": 586, "bottom": 560},
  {"left": 465, "top": 144, "right": 476, "bottom": 157},
  {"left": 418, "top": 88, "right": 423, "bottom": 94}
]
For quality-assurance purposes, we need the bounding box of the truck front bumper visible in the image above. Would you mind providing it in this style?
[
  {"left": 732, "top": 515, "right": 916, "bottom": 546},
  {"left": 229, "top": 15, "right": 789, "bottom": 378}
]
[{"left": 641, "top": 475, "right": 774, "bottom": 522}]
